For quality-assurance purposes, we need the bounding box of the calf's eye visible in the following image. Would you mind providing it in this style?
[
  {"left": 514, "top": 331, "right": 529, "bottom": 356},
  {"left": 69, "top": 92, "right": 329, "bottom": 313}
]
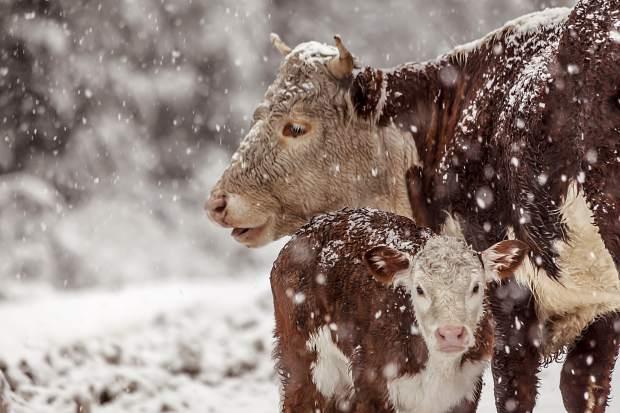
[
  {"left": 283, "top": 122, "right": 307, "bottom": 138},
  {"left": 472, "top": 284, "right": 480, "bottom": 294},
  {"left": 415, "top": 286, "right": 425, "bottom": 296}
]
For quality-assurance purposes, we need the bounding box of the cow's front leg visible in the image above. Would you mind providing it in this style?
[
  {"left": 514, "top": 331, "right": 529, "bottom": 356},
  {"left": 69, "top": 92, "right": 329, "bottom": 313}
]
[
  {"left": 491, "top": 280, "right": 542, "bottom": 413},
  {"left": 560, "top": 313, "right": 620, "bottom": 413}
]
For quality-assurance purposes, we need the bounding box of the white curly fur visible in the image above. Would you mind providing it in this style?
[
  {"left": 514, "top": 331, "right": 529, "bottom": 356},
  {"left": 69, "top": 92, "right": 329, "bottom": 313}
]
[{"left": 510, "top": 182, "right": 620, "bottom": 355}]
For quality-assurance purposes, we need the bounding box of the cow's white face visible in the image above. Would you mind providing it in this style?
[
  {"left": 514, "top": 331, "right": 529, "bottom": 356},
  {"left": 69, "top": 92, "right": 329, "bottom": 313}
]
[
  {"left": 365, "top": 238, "right": 528, "bottom": 356},
  {"left": 206, "top": 36, "right": 416, "bottom": 247}
]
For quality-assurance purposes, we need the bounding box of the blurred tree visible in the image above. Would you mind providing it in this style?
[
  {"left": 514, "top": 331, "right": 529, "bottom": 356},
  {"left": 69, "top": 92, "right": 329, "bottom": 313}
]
[
  {"left": 0, "top": 0, "right": 574, "bottom": 289},
  {"left": 0, "top": 0, "right": 71, "bottom": 173}
]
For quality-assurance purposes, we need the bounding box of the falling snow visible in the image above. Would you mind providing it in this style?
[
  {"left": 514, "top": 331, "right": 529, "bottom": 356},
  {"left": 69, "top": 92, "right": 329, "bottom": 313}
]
[{"left": 1, "top": 0, "right": 618, "bottom": 412}]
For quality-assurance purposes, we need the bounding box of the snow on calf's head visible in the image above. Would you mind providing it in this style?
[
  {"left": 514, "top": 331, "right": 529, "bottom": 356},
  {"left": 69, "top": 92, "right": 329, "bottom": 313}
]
[{"left": 365, "top": 236, "right": 528, "bottom": 355}]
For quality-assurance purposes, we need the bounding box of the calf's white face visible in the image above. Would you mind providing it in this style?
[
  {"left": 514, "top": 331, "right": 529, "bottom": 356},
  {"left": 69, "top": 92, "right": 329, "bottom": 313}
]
[{"left": 365, "top": 237, "right": 528, "bottom": 356}]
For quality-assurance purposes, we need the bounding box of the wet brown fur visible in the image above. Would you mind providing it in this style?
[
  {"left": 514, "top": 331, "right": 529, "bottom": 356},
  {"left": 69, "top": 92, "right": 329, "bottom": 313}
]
[
  {"left": 271, "top": 209, "right": 494, "bottom": 412},
  {"left": 349, "top": 1, "right": 619, "bottom": 411}
]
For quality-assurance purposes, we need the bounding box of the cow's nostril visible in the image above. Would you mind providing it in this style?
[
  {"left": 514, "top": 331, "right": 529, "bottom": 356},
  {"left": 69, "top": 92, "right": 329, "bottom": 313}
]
[{"left": 206, "top": 194, "right": 228, "bottom": 220}]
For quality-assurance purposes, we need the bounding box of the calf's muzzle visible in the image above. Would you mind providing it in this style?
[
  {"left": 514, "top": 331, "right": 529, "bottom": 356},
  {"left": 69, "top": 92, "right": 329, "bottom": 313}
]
[{"left": 435, "top": 325, "right": 469, "bottom": 352}]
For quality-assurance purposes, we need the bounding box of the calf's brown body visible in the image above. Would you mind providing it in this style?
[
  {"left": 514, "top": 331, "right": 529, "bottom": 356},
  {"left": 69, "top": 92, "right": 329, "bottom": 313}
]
[{"left": 271, "top": 209, "right": 496, "bottom": 412}]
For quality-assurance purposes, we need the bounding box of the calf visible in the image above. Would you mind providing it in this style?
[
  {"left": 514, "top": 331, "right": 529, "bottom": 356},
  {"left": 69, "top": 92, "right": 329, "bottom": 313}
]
[{"left": 271, "top": 208, "right": 527, "bottom": 412}]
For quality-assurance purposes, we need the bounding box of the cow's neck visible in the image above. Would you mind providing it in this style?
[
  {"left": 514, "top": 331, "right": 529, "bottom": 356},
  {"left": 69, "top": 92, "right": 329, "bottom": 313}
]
[
  {"left": 353, "top": 59, "right": 470, "bottom": 227},
  {"left": 363, "top": 124, "right": 421, "bottom": 219},
  {"left": 380, "top": 60, "right": 466, "bottom": 172}
]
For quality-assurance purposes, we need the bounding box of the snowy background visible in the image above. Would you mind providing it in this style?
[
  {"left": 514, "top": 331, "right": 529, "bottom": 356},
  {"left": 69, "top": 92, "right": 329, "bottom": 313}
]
[{"left": 4, "top": 0, "right": 619, "bottom": 412}]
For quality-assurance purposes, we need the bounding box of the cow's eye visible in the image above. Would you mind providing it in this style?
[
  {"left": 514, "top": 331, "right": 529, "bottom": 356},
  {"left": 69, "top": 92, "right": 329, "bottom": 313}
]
[
  {"left": 472, "top": 284, "right": 480, "bottom": 294},
  {"left": 283, "top": 123, "right": 307, "bottom": 138},
  {"left": 415, "top": 286, "right": 425, "bottom": 296}
]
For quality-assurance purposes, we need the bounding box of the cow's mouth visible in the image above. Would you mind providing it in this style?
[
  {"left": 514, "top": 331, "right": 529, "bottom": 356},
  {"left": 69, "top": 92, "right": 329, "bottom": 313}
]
[
  {"left": 232, "top": 227, "right": 252, "bottom": 237},
  {"left": 231, "top": 220, "right": 270, "bottom": 247}
]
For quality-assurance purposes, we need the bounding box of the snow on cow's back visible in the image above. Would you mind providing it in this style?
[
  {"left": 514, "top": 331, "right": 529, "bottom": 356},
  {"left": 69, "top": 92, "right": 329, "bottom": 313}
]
[
  {"left": 438, "top": 8, "right": 571, "bottom": 178},
  {"left": 277, "top": 208, "right": 431, "bottom": 270},
  {"left": 451, "top": 7, "right": 571, "bottom": 57}
]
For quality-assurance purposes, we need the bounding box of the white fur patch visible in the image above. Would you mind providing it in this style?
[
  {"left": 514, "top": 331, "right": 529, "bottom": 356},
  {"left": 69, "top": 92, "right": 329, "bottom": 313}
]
[
  {"left": 374, "top": 75, "right": 388, "bottom": 123},
  {"left": 369, "top": 255, "right": 387, "bottom": 269},
  {"left": 306, "top": 326, "right": 354, "bottom": 399},
  {"left": 440, "top": 213, "right": 465, "bottom": 239},
  {"left": 510, "top": 182, "right": 620, "bottom": 355},
  {"left": 387, "top": 356, "right": 488, "bottom": 413}
]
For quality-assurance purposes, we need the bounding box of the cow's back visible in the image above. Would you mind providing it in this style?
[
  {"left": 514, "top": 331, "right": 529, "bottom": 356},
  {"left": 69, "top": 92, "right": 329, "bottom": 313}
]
[{"left": 554, "top": 0, "right": 620, "bottom": 266}]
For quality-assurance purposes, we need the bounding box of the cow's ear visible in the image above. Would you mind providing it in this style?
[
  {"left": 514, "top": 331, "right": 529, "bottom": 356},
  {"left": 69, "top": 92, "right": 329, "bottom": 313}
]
[
  {"left": 481, "top": 240, "right": 529, "bottom": 281},
  {"left": 364, "top": 246, "right": 410, "bottom": 285}
]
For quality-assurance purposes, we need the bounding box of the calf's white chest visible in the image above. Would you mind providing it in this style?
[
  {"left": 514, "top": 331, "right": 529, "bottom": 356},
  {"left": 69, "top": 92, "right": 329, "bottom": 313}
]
[
  {"left": 308, "top": 326, "right": 488, "bottom": 412},
  {"left": 387, "top": 356, "right": 488, "bottom": 413}
]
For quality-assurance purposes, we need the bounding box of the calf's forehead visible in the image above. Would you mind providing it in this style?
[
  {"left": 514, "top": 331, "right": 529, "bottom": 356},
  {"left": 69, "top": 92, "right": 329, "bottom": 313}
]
[{"left": 414, "top": 236, "right": 482, "bottom": 288}]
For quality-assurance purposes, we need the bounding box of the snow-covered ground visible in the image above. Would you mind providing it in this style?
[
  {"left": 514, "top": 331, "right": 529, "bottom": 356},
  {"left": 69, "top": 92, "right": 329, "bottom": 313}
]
[
  {"left": 3, "top": 1, "right": 600, "bottom": 412},
  {"left": 0, "top": 278, "right": 279, "bottom": 413},
  {"left": 2, "top": 270, "right": 619, "bottom": 412}
]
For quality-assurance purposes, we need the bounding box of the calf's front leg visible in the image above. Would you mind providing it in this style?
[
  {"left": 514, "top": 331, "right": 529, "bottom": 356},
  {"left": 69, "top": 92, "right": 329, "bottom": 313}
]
[
  {"left": 447, "top": 376, "right": 484, "bottom": 413},
  {"left": 350, "top": 351, "right": 396, "bottom": 413}
]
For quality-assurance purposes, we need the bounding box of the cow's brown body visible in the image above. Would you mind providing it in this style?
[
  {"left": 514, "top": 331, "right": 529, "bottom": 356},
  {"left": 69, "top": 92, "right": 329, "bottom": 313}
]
[
  {"left": 350, "top": 1, "right": 619, "bottom": 412},
  {"left": 208, "top": 0, "right": 620, "bottom": 411}
]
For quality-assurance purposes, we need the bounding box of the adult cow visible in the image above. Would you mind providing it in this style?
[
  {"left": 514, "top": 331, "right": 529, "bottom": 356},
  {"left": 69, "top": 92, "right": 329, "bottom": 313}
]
[{"left": 207, "top": 0, "right": 620, "bottom": 412}]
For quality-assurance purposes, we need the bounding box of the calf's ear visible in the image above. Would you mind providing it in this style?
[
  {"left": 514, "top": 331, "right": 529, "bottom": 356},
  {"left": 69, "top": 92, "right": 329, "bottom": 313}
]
[
  {"left": 481, "top": 240, "right": 529, "bottom": 281},
  {"left": 364, "top": 246, "right": 410, "bottom": 284}
]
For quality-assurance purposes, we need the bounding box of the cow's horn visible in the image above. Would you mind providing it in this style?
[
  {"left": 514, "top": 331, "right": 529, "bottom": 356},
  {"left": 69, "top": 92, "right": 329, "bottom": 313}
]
[
  {"left": 270, "top": 33, "right": 291, "bottom": 56},
  {"left": 327, "top": 35, "right": 354, "bottom": 80}
]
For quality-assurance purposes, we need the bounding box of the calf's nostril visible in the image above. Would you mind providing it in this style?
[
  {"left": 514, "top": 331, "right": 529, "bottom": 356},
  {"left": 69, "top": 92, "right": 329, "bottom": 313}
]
[{"left": 436, "top": 326, "right": 467, "bottom": 345}]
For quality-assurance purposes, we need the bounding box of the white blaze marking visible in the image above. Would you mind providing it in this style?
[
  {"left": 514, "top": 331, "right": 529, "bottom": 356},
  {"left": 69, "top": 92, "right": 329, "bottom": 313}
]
[{"left": 306, "top": 326, "right": 353, "bottom": 399}]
